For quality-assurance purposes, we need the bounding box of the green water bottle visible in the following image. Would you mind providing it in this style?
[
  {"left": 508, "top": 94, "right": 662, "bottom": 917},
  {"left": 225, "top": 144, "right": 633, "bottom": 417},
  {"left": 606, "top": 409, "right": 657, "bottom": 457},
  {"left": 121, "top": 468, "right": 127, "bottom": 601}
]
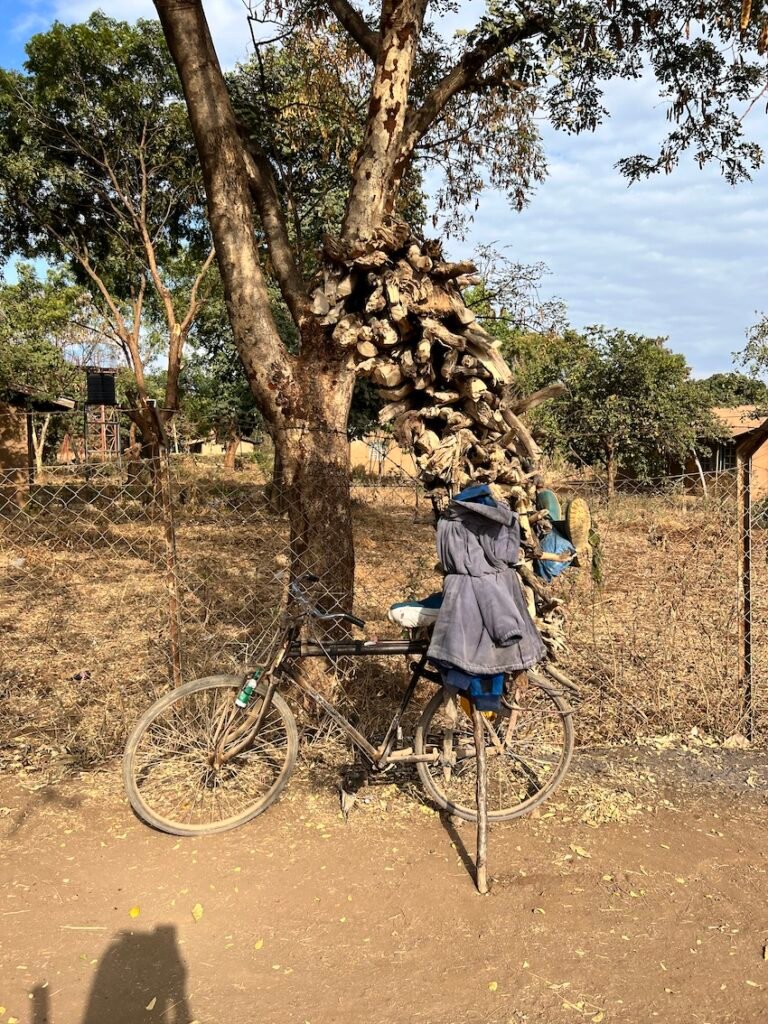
[{"left": 235, "top": 669, "right": 262, "bottom": 709}]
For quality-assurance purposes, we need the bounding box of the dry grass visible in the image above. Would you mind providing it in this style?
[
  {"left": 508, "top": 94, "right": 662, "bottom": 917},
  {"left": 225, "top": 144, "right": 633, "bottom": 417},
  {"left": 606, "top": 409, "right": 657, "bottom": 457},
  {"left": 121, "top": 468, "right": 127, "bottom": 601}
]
[
  {"left": 0, "top": 464, "right": 762, "bottom": 776},
  {"left": 556, "top": 483, "right": 748, "bottom": 741}
]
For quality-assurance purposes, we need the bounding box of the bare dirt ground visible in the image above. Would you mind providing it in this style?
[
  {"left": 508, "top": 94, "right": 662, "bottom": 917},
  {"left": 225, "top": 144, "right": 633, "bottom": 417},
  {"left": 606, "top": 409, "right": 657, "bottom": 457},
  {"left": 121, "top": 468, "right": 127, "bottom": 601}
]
[{"left": 3, "top": 745, "right": 768, "bottom": 1024}]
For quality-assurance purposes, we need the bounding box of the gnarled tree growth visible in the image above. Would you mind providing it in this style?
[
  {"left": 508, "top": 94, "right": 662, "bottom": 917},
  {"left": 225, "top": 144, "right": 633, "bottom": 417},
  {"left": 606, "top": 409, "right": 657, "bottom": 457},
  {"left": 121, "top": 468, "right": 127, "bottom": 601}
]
[{"left": 153, "top": 0, "right": 768, "bottom": 615}]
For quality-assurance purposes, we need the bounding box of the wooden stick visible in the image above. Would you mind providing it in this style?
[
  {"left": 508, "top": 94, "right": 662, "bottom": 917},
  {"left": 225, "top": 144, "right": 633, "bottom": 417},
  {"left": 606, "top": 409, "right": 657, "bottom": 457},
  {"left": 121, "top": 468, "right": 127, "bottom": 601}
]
[{"left": 472, "top": 704, "right": 489, "bottom": 894}]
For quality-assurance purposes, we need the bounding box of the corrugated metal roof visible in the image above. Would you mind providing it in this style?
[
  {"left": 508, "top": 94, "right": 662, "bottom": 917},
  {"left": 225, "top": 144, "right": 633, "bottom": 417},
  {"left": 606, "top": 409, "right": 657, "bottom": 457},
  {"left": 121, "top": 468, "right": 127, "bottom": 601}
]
[{"left": 712, "top": 406, "right": 768, "bottom": 437}]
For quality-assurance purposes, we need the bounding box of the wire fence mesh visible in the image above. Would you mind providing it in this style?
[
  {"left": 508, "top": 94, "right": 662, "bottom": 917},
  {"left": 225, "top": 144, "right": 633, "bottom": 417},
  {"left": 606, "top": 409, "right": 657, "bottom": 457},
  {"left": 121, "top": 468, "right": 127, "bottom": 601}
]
[{"left": 0, "top": 416, "right": 763, "bottom": 771}]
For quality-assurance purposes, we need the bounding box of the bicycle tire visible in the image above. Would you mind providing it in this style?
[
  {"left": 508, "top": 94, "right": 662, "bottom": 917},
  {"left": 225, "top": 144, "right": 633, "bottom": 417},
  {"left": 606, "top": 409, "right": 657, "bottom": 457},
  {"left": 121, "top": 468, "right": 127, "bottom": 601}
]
[
  {"left": 123, "top": 674, "right": 298, "bottom": 836},
  {"left": 414, "top": 669, "right": 574, "bottom": 822}
]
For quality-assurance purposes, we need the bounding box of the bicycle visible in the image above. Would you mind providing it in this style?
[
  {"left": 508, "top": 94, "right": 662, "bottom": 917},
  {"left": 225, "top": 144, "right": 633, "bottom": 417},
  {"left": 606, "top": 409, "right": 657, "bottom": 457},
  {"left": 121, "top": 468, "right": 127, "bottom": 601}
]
[{"left": 123, "top": 573, "right": 576, "bottom": 836}]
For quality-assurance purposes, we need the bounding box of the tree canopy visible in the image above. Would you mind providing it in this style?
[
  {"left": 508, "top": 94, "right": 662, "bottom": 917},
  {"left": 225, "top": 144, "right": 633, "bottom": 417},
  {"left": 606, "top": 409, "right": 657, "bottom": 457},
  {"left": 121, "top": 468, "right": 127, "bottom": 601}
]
[
  {"left": 694, "top": 371, "right": 768, "bottom": 409},
  {"left": 0, "top": 263, "right": 85, "bottom": 401},
  {"left": 0, "top": 13, "right": 215, "bottom": 438}
]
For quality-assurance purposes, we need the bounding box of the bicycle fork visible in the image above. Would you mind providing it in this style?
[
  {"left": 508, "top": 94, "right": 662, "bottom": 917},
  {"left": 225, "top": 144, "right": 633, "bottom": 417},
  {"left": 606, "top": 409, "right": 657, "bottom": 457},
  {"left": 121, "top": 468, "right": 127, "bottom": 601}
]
[{"left": 210, "top": 641, "right": 290, "bottom": 767}]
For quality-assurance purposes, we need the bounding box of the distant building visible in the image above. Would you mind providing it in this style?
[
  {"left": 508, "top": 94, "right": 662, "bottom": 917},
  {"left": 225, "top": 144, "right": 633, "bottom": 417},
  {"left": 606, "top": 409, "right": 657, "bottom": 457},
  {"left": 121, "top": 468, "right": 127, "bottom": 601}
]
[
  {"left": 0, "top": 385, "right": 76, "bottom": 504},
  {"left": 690, "top": 406, "right": 768, "bottom": 494},
  {"left": 349, "top": 435, "right": 417, "bottom": 479}
]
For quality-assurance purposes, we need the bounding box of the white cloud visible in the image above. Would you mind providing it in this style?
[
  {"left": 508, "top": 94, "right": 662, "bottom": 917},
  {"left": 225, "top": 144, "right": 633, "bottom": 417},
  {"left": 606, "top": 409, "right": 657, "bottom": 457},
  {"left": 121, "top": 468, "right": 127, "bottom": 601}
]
[{"left": 439, "top": 71, "right": 768, "bottom": 375}]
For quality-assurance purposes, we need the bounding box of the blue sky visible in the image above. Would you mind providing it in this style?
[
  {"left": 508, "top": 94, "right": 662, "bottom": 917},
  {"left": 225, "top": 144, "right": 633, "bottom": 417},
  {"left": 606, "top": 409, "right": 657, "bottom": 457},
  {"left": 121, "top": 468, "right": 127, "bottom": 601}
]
[{"left": 2, "top": 0, "right": 768, "bottom": 377}]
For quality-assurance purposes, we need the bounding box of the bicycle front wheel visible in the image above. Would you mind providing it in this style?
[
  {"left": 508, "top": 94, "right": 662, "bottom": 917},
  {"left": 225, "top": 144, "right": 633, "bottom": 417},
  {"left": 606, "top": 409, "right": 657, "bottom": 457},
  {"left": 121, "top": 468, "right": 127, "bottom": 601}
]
[
  {"left": 414, "top": 670, "right": 574, "bottom": 822},
  {"left": 123, "top": 674, "right": 298, "bottom": 836}
]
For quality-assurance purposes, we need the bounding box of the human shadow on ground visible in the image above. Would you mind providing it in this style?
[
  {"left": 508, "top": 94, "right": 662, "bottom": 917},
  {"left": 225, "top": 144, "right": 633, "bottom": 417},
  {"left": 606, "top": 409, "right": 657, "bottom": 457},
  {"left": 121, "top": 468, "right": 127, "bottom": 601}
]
[{"left": 31, "top": 924, "right": 192, "bottom": 1024}]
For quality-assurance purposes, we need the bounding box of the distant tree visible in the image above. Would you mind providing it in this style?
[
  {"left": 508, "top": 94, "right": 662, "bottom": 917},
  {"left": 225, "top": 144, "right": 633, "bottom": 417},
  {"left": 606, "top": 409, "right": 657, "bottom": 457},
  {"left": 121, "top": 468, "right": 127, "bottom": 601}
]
[
  {"left": 466, "top": 246, "right": 568, "bottom": 339},
  {"left": 555, "top": 328, "right": 716, "bottom": 493},
  {"left": 0, "top": 264, "right": 82, "bottom": 398},
  {"left": 0, "top": 264, "right": 96, "bottom": 473},
  {"left": 740, "top": 319, "right": 768, "bottom": 394},
  {"left": 181, "top": 301, "right": 264, "bottom": 470},
  {"left": 496, "top": 326, "right": 591, "bottom": 455},
  {"left": 695, "top": 371, "right": 768, "bottom": 409},
  {"left": 0, "top": 14, "right": 215, "bottom": 455}
]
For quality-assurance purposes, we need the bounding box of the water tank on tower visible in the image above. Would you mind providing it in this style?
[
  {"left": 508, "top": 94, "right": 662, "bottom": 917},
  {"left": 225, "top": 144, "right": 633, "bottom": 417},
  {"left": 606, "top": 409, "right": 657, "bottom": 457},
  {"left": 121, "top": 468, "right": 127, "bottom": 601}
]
[{"left": 86, "top": 368, "right": 117, "bottom": 406}]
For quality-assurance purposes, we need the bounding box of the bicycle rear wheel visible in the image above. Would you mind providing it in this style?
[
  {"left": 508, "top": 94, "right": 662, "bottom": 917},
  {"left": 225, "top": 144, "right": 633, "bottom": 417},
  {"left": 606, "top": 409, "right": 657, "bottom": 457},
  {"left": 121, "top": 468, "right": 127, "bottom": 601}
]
[
  {"left": 123, "top": 674, "right": 297, "bottom": 836},
  {"left": 414, "top": 670, "right": 574, "bottom": 822}
]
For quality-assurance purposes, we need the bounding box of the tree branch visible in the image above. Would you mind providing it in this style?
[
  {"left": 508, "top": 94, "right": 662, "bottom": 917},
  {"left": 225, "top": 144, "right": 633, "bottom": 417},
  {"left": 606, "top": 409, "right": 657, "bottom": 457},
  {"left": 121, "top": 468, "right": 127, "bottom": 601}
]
[
  {"left": 137, "top": 141, "right": 178, "bottom": 341},
  {"left": 401, "top": 16, "right": 543, "bottom": 159},
  {"left": 342, "top": 0, "right": 429, "bottom": 240},
  {"left": 126, "top": 276, "right": 150, "bottom": 401},
  {"left": 180, "top": 245, "right": 217, "bottom": 336},
  {"left": 325, "top": 0, "right": 380, "bottom": 60},
  {"left": 154, "top": 0, "right": 296, "bottom": 431},
  {"left": 72, "top": 242, "right": 131, "bottom": 345},
  {"left": 240, "top": 135, "right": 308, "bottom": 327}
]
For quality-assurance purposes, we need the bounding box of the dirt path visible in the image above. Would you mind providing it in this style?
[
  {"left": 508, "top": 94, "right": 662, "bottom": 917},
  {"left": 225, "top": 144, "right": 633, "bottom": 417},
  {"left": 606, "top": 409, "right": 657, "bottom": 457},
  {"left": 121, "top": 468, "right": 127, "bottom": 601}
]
[{"left": 2, "top": 748, "right": 768, "bottom": 1024}]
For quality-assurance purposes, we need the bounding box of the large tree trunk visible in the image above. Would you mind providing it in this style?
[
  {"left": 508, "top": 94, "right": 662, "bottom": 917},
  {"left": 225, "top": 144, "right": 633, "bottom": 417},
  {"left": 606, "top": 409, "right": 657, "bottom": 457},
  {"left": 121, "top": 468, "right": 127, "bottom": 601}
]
[
  {"left": 155, "top": 0, "right": 360, "bottom": 623},
  {"left": 276, "top": 360, "right": 357, "bottom": 610},
  {"left": 266, "top": 435, "right": 288, "bottom": 514}
]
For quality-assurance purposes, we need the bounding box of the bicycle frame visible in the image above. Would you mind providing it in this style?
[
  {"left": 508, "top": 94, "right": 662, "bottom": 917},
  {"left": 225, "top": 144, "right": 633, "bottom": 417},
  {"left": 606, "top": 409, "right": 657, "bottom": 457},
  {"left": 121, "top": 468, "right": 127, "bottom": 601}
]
[
  {"left": 281, "top": 641, "right": 444, "bottom": 770},
  {"left": 226, "top": 574, "right": 579, "bottom": 774}
]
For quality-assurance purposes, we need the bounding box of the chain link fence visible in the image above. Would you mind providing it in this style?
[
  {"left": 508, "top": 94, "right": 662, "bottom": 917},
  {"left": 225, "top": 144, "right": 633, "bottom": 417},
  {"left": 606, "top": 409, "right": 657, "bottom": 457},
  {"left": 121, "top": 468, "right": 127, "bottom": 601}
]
[
  {"left": 554, "top": 472, "right": 756, "bottom": 742},
  {"left": 0, "top": 412, "right": 764, "bottom": 769}
]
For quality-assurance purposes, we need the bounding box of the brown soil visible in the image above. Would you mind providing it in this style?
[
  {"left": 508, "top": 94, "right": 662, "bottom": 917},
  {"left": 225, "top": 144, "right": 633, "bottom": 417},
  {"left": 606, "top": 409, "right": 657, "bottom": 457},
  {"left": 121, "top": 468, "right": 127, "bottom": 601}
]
[{"left": 3, "top": 746, "right": 768, "bottom": 1024}]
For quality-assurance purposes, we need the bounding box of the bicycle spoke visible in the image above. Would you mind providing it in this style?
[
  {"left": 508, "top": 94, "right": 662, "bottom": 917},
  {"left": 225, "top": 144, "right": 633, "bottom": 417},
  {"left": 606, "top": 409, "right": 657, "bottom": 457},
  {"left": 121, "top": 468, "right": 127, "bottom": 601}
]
[
  {"left": 417, "top": 677, "right": 573, "bottom": 820},
  {"left": 129, "top": 681, "right": 295, "bottom": 830}
]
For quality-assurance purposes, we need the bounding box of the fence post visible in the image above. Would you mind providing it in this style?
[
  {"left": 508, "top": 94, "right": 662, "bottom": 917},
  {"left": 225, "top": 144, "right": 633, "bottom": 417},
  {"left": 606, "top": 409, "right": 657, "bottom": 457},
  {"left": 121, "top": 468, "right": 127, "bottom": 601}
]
[
  {"left": 149, "top": 405, "right": 183, "bottom": 687},
  {"left": 736, "top": 445, "right": 753, "bottom": 739}
]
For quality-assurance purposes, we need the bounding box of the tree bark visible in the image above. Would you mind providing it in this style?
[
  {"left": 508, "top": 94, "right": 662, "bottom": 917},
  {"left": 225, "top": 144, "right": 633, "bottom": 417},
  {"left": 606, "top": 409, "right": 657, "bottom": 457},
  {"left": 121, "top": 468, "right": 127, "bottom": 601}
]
[
  {"left": 31, "top": 414, "right": 51, "bottom": 479},
  {"left": 155, "top": 0, "right": 358, "bottom": 618},
  {"left": 267, "top": 438, "right": 288, "bottom": 515},
  {"left": 275, "top": 360, "right": 357, "bottom": 610},
  {"left": 342, "top": 0, "right": 427, "bottom": 240},
  {"left": 223, "top": 436, "right": 240, "bottom": 469},
  {"left": 154, "top": 0, "right": 297, "bottom": 428}
]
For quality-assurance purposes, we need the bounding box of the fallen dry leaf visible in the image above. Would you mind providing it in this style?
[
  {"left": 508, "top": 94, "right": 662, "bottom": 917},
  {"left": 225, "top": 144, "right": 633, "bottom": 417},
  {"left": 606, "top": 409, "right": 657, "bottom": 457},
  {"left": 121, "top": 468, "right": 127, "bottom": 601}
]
[
  {"left": 145, "top": 997, "right": 157, "bottom": 1010},
  {"left": 254, "top": 938, "right": 264, "bottom": 950},
  {"left": 488, "top": 981, "right": 498, "bottom": 992},
  {"left": 570, "top": 844, "right": 591, "bottom": 859},
  {"left": 129, "top": 906, "right": 140, "bottom": 919},
  {"left": 191, "top": 903, "right": 203, "bottom": 923}
]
